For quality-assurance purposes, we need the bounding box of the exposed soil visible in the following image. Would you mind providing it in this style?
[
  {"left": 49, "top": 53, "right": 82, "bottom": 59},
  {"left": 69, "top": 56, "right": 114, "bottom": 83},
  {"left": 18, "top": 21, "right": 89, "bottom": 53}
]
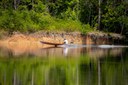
[{"left": 0, "top": 31, "right": 125, "bottom": 52}]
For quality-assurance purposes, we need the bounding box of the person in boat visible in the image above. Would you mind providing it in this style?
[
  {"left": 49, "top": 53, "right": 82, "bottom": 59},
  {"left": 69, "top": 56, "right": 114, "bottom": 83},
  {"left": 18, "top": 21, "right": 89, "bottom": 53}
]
[{"left": 64, "top": 39, "right": 68, "bottom": 44}]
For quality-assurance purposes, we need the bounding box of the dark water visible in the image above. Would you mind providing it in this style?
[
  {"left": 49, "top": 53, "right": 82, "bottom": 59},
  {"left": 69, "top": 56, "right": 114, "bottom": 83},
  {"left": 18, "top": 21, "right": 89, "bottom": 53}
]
[{"left": 0, "top": 45, "right": 128, "bottom": 85}]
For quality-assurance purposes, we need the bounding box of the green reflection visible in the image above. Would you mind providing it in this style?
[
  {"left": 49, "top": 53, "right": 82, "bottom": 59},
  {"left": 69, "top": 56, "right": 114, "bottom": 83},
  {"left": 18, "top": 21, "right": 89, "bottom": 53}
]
[
  {"left": 0, "top": 49, "right": 127, "bottom": 85},
  {"left": 0, "top": 56, "right": 90, "bottom": 85}
]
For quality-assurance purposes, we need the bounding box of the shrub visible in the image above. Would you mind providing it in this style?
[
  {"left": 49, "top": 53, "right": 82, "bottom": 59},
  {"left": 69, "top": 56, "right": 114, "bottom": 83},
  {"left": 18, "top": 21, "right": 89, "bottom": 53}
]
[
  {"left": 0, "top": 9, "right": 92, "bottom": 33},
  {"left": 81, "top": 24, "right": 93, "bottom": 34}
]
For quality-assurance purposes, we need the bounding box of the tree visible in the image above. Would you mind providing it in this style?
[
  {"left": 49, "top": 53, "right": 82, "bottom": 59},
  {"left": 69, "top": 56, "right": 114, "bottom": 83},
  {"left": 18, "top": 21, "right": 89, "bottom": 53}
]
[{"left": 98, "top": 0, "right": 101, "bottom": 30}]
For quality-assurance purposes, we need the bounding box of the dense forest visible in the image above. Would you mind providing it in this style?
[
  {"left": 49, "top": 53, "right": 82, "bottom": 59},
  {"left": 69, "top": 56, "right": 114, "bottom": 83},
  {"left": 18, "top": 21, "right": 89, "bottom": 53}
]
[{"left": 0, "top": 0, "right": 128, "bottom": 35}]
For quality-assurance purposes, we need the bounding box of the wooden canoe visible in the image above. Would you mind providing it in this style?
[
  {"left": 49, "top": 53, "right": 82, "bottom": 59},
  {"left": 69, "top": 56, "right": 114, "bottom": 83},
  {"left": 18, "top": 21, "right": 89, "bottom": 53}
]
[{"left": 40, "top": 41, "right": 64, "bottom": 47}]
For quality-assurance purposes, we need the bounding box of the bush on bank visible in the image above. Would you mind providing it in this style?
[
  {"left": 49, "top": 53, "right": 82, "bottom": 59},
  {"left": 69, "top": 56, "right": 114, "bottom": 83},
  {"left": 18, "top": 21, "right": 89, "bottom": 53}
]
[{"left": 0, "top": 9, "right": 93, "bottom": 34}]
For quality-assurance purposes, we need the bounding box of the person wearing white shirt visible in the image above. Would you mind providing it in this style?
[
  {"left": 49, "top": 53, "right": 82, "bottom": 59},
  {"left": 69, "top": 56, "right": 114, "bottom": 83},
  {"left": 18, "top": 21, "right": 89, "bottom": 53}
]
[{"left": 64, "top": 39, "right": 68, "bottom": 44}]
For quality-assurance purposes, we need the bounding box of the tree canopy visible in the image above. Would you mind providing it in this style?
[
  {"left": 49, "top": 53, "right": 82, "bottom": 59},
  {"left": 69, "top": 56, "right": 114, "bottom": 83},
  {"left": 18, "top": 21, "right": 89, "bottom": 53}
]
[{"left": 0, "top": 0, "right": 128, "bottom": 35}]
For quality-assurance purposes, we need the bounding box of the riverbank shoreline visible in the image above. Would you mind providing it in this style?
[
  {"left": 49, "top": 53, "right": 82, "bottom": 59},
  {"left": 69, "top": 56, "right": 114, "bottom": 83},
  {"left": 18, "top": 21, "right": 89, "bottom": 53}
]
[
  {"left": 0, "top": 31, "right": 125, "bottom": 48},
  {"left": 0, "top": 31, "right": 125, "bottom": 57}
]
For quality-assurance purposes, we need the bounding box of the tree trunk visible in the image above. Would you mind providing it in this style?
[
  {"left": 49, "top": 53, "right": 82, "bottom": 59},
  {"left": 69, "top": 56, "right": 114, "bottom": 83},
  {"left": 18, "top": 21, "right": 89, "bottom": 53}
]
[
  {"left": 98, "top": 0, "right": 101, "bottom": 30},
  {"left": 120, "top": 22, "right": 124, "bottom": 35},
  {"left": 120, "top": 7, "right": 126, "bottom": 34},
  {"left": 17, "top": 0, "right": 21, "bottom": 7},
  {"left": 14, "top": 0, "right": 17, "bottom": 9},
  {"left": 76, "top": 0, "right": 79, "bottom": 20}
]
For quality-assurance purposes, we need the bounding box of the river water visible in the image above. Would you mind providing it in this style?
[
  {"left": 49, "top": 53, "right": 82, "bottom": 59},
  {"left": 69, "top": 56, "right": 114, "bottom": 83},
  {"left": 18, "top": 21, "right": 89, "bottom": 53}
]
[{"left": 0, "top": 45, "right": 128, "bottom": 85}]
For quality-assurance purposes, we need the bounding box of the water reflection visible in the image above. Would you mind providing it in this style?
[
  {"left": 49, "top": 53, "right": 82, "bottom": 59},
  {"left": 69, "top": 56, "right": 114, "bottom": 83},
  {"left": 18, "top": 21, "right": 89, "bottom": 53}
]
[
  {"left": 0, "top": 43, "right": 128, "bottom": 85},
  {"left": 63, "top": 47, "right": 68, "bottom": 56},
  {"left": 0, "top": 53, "right": 128, "bottom": 85},
  {"left": 0, "top": 44, "right": 125, "bottom": 58},
  {"left": 49, "top": 67, "right": 66, "bottom": 85}
]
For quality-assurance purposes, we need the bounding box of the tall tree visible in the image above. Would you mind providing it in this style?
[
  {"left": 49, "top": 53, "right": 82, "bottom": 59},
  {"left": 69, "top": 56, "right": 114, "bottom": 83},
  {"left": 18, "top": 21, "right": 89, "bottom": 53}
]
[
  {"left": 13, "top": 0, "right": 21, "bottom": 9},
  {"left": 14, "top": 0, "right": 17, "bottom": 9},
  {"left": 98, "top": 0, "right": 101, "bottom": 30}
]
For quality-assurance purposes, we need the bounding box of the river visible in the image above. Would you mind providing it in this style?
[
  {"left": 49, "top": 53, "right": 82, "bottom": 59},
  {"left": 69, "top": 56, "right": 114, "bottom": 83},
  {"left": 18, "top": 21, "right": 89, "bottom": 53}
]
[{"left": 0, "top": 45, "right": 128, "bottom": 85}]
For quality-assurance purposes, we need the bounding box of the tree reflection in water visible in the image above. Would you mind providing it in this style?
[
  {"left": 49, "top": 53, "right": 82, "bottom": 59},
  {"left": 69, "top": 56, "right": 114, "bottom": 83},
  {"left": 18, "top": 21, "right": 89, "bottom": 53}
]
[{"left": 0, "top": 47, "right": 127, "bottom": 85}]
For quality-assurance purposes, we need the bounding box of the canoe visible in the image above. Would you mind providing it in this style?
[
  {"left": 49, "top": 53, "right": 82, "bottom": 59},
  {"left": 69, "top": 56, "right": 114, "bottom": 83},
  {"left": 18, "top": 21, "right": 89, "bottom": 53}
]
[
  {"left": 40, "top": 41, "right": 94, "bottom": 48},
  {"left": 40, "top": 41, "right": 64, "bottom": 47},
  {"left": 40, "top": 41, "right": 77, "bottom": 47}
]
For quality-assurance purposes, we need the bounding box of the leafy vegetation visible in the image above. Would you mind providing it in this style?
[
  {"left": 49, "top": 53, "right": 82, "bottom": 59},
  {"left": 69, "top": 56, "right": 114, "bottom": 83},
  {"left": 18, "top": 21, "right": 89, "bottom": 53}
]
[{"left": 0, "top": 0, "right": 128, "bottom": 35}]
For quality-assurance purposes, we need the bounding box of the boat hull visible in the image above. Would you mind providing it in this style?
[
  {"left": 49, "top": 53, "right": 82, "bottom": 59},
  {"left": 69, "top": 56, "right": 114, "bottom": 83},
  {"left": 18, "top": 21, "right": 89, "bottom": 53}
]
[{"left": 40, "top": 41, "right": 64, "bottom": 47}]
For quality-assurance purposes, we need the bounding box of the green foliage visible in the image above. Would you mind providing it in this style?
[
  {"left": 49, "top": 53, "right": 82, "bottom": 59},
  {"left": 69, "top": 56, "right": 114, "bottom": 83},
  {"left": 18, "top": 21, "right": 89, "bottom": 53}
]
[
  {"left": 0, "top": 0, "right": 128, "bottom": 34},
  {"left": 0, "top": 9, "right": 84, "bottom": 33},
  {"left": 101, "top": 0, "right": 128, "bottom": 34},
  {"left": 79, "top": 0, "right": 98, "bottom": 25},
  {"left": 81, "top": 24, "right": 94, "bottom": 34},
  {"left": 46, "top": 19, "right": 83, "bottom": 32}
]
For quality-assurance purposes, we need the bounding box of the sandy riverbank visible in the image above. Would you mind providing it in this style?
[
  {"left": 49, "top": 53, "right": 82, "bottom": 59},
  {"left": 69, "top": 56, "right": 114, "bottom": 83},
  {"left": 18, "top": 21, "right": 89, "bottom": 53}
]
[
  {"left": 0, "top": 31, "right": 125, "bottom": 57},
  {"left": 0, "top": 31, "right": 124, "bottom": 50}
]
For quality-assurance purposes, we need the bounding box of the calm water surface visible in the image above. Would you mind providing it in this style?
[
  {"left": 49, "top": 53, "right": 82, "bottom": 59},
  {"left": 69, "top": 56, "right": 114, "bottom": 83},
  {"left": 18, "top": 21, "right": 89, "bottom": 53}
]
[{"left": 0, "top": 45, "right": 128, "bottom": 85}]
